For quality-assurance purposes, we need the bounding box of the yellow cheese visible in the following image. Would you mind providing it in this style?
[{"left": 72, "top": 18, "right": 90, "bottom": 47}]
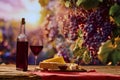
[{"left": 43, "top": 56, "right": 66, "bottom": 64}]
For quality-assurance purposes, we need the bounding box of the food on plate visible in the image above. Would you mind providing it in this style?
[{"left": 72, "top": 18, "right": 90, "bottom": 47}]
[
  {"left": 67, "top": 63, "right": 79, "bottom": 70},
  {"left": 58, "top": 65, "right": 68, "bottom": 70},
  {"left": 40, "top": 62, "right": 66, "bottom": 70},
  {"left": 39, "top": 56, "right": 66, "bottom": 70},
  {"left": 42, "top": 56, "right": 66, "bottom": 64},
  {"left": 39, "top": 56, "right": 86, "bottom": 72}
]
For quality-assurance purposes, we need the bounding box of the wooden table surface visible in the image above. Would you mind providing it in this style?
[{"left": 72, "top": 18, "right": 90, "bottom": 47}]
[
  {"left": 0, "top": 64, "right": 41, "bottom": 80},
  {"left": 0, "top": 64, "right": 120, "bottom": 80}
]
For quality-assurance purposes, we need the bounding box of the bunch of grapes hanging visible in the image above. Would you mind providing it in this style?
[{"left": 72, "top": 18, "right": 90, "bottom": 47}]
[
  {"left": 82, "top": 5, "right": 113, "bottom": 57},
  {"left": 56, "top": 42, "right": 72, "bottom": 63},
  {"left": 60, "top": 8, "right": 89, "bottom": 41},
  {"left": 60, "top": 0, "right": 120, "bottom": 65},
  {"left": 39, "top": 0, "right": 120, "bottom": 65},
  {"left": 44, "top": 14, "right": 59, "bottom": 42}
]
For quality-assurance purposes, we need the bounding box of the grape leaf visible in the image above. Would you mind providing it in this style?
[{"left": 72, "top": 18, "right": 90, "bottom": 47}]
[
  {"left": 76, "top": 0, "right": 83, "bottom": 6},
  {"left": 79, "top": 0, "right": 100, "bottom": 10},
  {"left": 98, "top": 40, "right": 115, "bottom": 64},
  {"left": 109, "top": 4, "right": 120, "bottom": 17},
  {"left": 65, "top": 1, "right": 71, "bottom": 7},
  {"left": 109, "top": 4, "right": 120, "bottom": 26},
  {"left": 111, "top": 50, "right": 120, "bottom": 65},
  {"left": 113, "top": 27, "right": 120, "bottom": 40},
  {"left": 82, "top": 50, "right": 91, "bottom": 64},
  {"left": 114, "top": 16, "right": 120, "bottom": 26}
]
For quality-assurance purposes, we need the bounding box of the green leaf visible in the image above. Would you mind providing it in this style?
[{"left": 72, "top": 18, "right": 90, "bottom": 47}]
[
  {"left": 82, "top": 50, "right": 91, "bottom": 64},
  {"left": 98, "top": 0, "right": 103, "bottom": 2},
  {"left": 81, "top": 0, "right": 100, "bottom": 10},
  {"left": 65, "top": 1, "right": 71, "bottom": 7},
  {"left": 98, "top": 40, "right": 114, "bottom": 64},
  {"left": 110, "top": 49, "right": 120, "bottom": 65},
  {"left": 114, "top": 16, "right": 120, "bottom": 26},
  {"left": 109, "top": 4, "right": 120, "bottom": 26},
  {"left": 109, "top": 4, "right": 120, "bottom": 17},
  {"left": 76, "top": 0, "right": 83, "bottom": 6},
  {"left": 78, "top": 30, "right": 83, "bottom": 38},
  {"left": 112, "top": 27, "right": 120, "bottom": 38}
]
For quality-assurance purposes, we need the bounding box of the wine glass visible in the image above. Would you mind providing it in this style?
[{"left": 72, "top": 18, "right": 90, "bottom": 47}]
[{"left": 29, "top": 35, "right": 43, "bottom": 68}]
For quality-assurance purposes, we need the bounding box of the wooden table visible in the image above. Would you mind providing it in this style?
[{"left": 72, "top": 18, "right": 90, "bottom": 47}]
[
  {"left": 0, "top": 64, "right": 41, "bottom": 80},
  {"left": 0, "top": 64, "right": 120, "bottom": 80}
]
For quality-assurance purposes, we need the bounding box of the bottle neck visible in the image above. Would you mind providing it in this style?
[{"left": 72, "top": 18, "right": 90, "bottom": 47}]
[
  {"left": 17, "top": 18, "right": 27, "bottom": 42},
  {"left": 20, "top": 24, "right": 26, "bottom": 34}
]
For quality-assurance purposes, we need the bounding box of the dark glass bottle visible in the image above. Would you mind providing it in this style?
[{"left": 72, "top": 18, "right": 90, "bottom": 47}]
[{"left": 16, "top": 18, "right": 28, "bottom": 71}]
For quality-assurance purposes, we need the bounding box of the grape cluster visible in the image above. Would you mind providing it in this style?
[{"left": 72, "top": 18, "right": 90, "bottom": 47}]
[
  {"left": 44, "top": 15, "right": 59, "bottom": 42},
  {"left": 61, "top": 8, "right": 89, "bottom": 41},
  {"left": 82, "top": 6, "right": 112, "bottom": 57},
  {"left": 60, "top": 14, "right": 70, "bottom": 38},
  {"left": 56, "top": 42, "right": 72, "bottom": 62},
  {"left": 48, "top": 25, "right": 59, "bottom": 42},
  {"left": 68, "top": 15, "right": 80, "bottom": 40}
]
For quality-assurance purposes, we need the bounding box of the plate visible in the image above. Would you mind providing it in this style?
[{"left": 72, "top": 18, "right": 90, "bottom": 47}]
[{"left": 40, "top": 68, "right": 87, "bottom": 72}]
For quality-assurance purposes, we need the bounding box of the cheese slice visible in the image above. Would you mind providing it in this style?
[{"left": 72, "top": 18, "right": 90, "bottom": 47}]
[{"left": 43, "top": 56, "right": 66, "bottom": 64}]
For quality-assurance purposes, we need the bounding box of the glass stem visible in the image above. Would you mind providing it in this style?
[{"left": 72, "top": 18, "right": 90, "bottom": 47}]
[{"left": 35, "top": 56, "right": 37, "bottom": 66}]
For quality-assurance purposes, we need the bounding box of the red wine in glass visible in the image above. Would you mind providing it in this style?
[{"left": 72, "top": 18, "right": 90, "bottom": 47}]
[
  {"left": 30, "top": 46, "right": 43, "bottom": 56},
  {"left": 30, "top": 45, "right": 43, "bottom": 66},
  {"left": 29, "top": 35, "right": 43, "bottom": 69}
]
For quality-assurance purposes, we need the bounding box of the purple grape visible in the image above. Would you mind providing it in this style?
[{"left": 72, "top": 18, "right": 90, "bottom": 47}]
[
  {"left": 82, "top": 6, "right": 113, "bottom": 57},
  {"left": 56, "top": 43, "right": 71, "bottom": 62},
  {"left": 45, "top": 15, "right": 59, "bottom": 42}
]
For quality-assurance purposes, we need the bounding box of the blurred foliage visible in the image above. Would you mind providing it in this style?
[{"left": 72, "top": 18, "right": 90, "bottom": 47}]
[
  {"left": 98, "top": 37, "right": 120, "bottom": 65},
  {"left": 64, "top": 0, "right": 100, "bottom": 9},
  {"left": 39, "top": 0, "right": 49, "bottom": 7},
  {"left": 38, "top": 0, "right": 120, "bottom": 65},
  {"left": 82, "top": 50, "right": 91, "bottom": 64},
  {"left": 111, "top": 26, "right": 120, "bottom": 44},
  {"left": 109, "top": 3, "right": 120, "bottom": 26},
  {"left": 39, "top": 8, "right": 51, "bottom": 23},
  {"left": 72, "top": 38, "right": 91, "bottom": 64},
  {"left": 0, "top": 19, "right": 18, "bottom": 64},
  {"left": 0, "top": 30, "right": 3, "bottom": 42},
  {"left": 76, "top": 0, "right": 100, "bottom": 10},
  {"left": 65, "top": 1, "right": 71, "bottom": 7},
  {"left": 0, "top": 21, "right": 4, "bottom": 27}
]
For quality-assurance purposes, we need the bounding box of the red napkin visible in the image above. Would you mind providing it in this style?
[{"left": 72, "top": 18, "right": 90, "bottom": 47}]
[{"left": 31, "top": 70, "right": 120, "bottom": 80}]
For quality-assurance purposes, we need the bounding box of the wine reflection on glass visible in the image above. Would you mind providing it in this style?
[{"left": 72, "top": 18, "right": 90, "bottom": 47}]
[{"left": 30, "top": 36, "right": 43, "bottom": 69}]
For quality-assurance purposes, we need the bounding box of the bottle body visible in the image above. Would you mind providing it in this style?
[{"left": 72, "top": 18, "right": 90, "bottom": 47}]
[
  {"left": 16, "top": 18, "right": 28, "bottom": 71},
  {"left": 16, "top": 41, "right": 28, "bottom": 71}
]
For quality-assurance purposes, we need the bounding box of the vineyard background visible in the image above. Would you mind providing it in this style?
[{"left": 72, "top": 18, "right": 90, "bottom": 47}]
[{"left": 0, "top": 0, "right": 120, "bottom": 65}]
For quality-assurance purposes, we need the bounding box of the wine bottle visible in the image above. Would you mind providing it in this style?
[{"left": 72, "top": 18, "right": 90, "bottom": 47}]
[{"left": 16, "top": 18, "right": 28, "bottom": 71}]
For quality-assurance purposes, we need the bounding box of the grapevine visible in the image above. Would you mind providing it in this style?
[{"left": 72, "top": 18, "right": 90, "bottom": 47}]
[{"left": 39, "top": 0, "right": 120, "bottom": 65}]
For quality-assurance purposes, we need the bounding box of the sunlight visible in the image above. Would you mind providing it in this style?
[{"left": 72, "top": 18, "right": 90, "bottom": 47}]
[
  {"left": 0, "top": 0, "right": 41, "bottom": 29},
  {"left": 17, "top": 0, "right": 41, "bottom": 28},
  {"left": 18, "top": 12, "right": 40, "bottom": 27}
]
